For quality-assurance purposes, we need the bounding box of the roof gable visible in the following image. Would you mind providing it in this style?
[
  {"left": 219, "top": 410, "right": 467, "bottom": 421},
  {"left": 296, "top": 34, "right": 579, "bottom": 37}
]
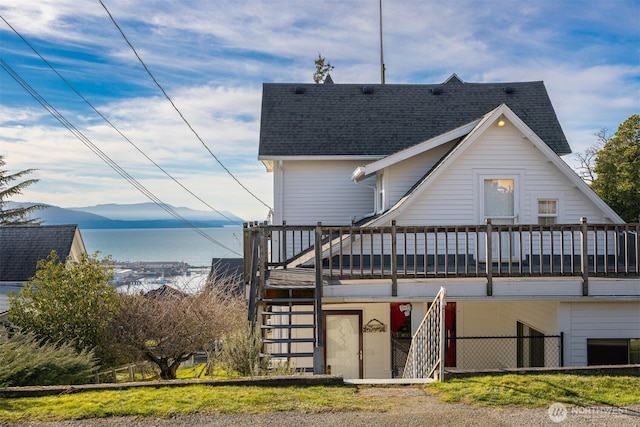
[
  {"left": 443, "top": 73, "right": 464, "bottom": 85},
  {"left": 364, "top": 104, "right": 622, "bottom": 226},
  {"left": 0, "top": 225, "right": 84, "bottom": 282},
  {"left": 259, "top": 79, "right": 570, "bottom": 158}
]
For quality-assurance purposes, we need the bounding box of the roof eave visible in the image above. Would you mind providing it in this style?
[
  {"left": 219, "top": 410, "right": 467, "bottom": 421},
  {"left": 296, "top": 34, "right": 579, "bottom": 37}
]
[{"left": 352, "top": 119, "right": 482, "bottom": 182}]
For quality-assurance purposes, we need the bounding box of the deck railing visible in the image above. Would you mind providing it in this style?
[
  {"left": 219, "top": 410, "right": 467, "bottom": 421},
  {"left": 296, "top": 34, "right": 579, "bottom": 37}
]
[{"left": 244, "top": 220, "right": 639, "bottom": 302}]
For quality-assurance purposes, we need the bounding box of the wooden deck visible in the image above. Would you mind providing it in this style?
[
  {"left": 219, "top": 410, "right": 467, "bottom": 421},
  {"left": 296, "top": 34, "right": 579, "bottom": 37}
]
[
  {"left": 265, "top": 268, "right": 320, "bottom": 288},
  {"left": 245, "top": 221, "right": 640, "bottom": 302}
]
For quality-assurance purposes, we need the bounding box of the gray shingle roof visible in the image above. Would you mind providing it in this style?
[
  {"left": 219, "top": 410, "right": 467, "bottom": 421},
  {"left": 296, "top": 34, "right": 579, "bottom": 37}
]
[
  {"left": 259, "top": 79, "right": 570, "bottom": 157},
  {"left": 0, "top": 225, "right": 80, "bottom": 282}
]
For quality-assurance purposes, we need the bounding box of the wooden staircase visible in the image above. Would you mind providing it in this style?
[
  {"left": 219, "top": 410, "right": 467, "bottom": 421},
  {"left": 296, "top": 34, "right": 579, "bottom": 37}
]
[{"left": 260, "top": 285, "right": 317, "bottom": 372}]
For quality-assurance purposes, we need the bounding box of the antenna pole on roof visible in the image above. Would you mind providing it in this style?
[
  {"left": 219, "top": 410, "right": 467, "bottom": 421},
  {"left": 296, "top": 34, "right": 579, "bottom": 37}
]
[{"left": 379, "top": 0, "right": 386, "bottom": 84}]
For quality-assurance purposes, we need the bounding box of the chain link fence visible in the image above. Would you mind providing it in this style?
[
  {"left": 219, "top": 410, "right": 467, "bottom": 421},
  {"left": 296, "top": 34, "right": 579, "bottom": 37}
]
[{"left": 447, "top": 334, "right": 563, "bottom": 370}]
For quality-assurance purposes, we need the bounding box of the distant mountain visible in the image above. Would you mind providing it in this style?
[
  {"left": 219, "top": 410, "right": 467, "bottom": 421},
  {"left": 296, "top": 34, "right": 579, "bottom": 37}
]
[
  {"left": 8, "top": 202, "right": 243, "bottom": 229},
  {"left": 69, "top": 202, "right": 243, "bottom": 222}
]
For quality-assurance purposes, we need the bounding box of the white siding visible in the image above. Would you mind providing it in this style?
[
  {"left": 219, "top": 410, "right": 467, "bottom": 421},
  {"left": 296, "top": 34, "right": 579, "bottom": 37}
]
[
  {"left": 274, "top": 160, "right": 373, "bottom": 225},
  {"left": 395, "top": 121, "right": 613, "bottom": 226},
  {"left": 385, "top": 141, "right": 456, "bottom": 208},
  {"left": 561, "top": 302, "right": 640, "bottom": 366}
]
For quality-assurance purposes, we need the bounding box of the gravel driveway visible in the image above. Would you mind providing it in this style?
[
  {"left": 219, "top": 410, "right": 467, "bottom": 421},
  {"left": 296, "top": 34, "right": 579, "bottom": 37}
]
[{"left": 8, "top": 387, "right": 640, "bottom": 427}]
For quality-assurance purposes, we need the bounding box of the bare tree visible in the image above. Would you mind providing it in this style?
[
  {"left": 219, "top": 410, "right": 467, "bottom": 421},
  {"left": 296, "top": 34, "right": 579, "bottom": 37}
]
[
  {"left": 574, "top": 129, "right": 608, "bottom": 184},
  {"left": 111, "top": 275, "right": 246, "bottom": 380}
]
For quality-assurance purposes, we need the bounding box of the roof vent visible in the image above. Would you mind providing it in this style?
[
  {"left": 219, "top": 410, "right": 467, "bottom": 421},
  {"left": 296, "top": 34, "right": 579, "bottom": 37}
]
[
  {"left": 362, "top": 86, "right": 374, "bottom": 94},
  {"left": 293, "top": 86, "right": 306, "bottom": 94},
  {"left": 431, "top": 87, "right": 443, "bottom": 95},
  {"left": 503, "top": 86, "right": 515, "bottom": 94}
]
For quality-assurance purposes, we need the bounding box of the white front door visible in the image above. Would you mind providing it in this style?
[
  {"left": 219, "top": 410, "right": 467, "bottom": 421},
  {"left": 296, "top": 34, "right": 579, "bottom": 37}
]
[
  {"left": 483, "top": 178, "right": 517, "bottom": 224},
  {"left": 324, "top": 311, "right": 363, "bottom": 379},
  {"left": 481, "top": 177, "right": 520, "bottom": 260}
]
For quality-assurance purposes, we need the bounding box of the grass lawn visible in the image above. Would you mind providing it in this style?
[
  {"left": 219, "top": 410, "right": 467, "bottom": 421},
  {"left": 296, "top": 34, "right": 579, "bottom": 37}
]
[
  {"left": 0, "top": 385, "right": 388, "bottom": 423},
  {"left": 426, "top": 374, "right": 640, "bottom": 408},
  {"left": 0, "top": 374, "right": 638, "bottom": 423}
]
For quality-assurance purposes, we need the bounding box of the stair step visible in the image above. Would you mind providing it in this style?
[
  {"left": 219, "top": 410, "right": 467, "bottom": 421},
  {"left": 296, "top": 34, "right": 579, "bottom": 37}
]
[
  {"left": 263, "top": 338, "right": 316, "bottom": 344},
  {"left": 267, "top": 366, "right": 315, "bottom": 374},
  {"left": 261, "top": 352, "right": 314, "bottom": 358},
  {"left": 262, "top": 324, "right": 315, "bottom": 329},
  {"left": 262, "top": 298, "right": 316, "bottom": 304},
  {"left": 262, "top": 310, "right": 316, "bottom": 316}
]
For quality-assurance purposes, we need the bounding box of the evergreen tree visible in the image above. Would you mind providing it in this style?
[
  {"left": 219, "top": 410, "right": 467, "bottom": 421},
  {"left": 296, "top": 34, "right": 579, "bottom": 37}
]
[
  {"left": 313, "top": 53, "right": 334, "bottom": 84},
  {"left": 591, "top": 114, "right": 640, "bottom": 222},
  {"left": 0, "top": 155, "right": 44, "bottom": 225}
]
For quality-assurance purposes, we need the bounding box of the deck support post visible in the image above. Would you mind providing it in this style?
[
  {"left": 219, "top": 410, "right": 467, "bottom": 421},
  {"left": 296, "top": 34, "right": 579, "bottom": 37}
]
[
  {"left": 281, "top": 220, "right": 287, "bottom": 268},
  {"left": 259, "top": 221, "right": 268, "bottom": 299},
  {"left": 485, "top": 219, "right": 493, "bottom": 296},
  {"left": 314, "top": 222, "right": 325, "bottom": 374},
  {"left": 391, "top": 220, "right": 398, "bottom": 296},
  {"left": 580, "top": 217, "right": 589, "bottom": 296},
  {"left": 246, "top": 224, "right": 259, "bottom": 323}
]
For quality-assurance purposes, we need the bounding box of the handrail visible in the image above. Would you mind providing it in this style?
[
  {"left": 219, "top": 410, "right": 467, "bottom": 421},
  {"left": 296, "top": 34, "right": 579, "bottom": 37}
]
[{"left": 403, "top": 286, "right": 446, "bottom": 380}]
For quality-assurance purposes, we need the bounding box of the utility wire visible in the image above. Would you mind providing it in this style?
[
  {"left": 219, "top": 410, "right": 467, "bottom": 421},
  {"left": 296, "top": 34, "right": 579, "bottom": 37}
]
[
  {"left": 0, "top": 58, "right": 242, "bottom": 257},
  {"left": 0, "top": 15, "right": 241, "bottom": 226},
  {"left": 99, "top": 0, "right": 273, "bottom": 211}
]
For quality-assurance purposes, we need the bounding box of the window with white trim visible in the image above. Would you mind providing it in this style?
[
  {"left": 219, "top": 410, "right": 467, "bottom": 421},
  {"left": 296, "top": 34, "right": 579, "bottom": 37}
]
[{"left": 538, "top": 199, "right": 557, "bottom": 225}]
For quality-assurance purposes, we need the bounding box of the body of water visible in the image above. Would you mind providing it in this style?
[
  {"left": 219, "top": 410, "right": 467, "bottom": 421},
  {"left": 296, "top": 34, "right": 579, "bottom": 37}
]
[{"left": 81, "top": 226, "right": 244, "bottom": 266}]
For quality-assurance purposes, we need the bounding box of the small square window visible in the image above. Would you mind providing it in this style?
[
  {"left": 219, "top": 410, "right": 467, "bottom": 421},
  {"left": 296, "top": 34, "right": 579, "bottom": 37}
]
[{"left": 538, "top": 199, "right": 557, "bottom": 225}]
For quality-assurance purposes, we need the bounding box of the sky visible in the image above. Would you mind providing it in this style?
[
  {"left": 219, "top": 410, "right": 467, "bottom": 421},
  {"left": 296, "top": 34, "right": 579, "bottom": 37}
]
[{"left": 1, "top": 0, "right": 639, "bottom": 222}]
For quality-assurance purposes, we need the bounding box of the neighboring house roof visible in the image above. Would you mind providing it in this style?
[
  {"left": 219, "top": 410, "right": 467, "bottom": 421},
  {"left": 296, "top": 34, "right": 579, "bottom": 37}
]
[
  {"left": 208, "top": 258, "right": 244, "bottom": 295},
  {"left": 144, "top": 284, "right": 187, "bottom": 300},
  {"left": 0, "top": 225, "right": 85, "bottom": 282},
  {"left": 361, "top": 104, "right": 624, "bottom": 226},
  {"left": 259, "top": 77, "right": 570, "bottom": 160},
  {"left": 209, "top": 258, "right": 243, "bottom": 280}
]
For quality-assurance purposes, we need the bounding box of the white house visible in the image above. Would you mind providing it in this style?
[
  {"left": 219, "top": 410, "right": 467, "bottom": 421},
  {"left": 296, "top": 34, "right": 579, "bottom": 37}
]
[{"left": 245, "top": 75, "right": 639, "bottom": 379}]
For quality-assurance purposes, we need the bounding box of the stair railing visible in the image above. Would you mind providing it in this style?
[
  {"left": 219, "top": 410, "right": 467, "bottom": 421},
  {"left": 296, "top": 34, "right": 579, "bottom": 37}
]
[{"left": 403, "top": 286, "right": 447, "bottom": 381}]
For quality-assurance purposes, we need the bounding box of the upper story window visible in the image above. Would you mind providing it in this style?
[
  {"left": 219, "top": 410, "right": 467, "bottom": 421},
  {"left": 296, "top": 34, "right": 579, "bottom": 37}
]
[
  {"left": 538, "top": 199, "right": 557, "bottom": 225},
  {"left": 483, "top": 178, "right": 517, "bottom": 224}
]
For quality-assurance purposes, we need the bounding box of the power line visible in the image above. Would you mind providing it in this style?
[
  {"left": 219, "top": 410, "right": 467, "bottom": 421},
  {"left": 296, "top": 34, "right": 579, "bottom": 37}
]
[
  {"left": 0, "top": 57, "right": 242, "bottom": 257},
  {"left": 0, "top": 14, "right": 241, "bottom": 226},
  {"left": 98, "top": 0, "right": 273, "bottom": 212}
]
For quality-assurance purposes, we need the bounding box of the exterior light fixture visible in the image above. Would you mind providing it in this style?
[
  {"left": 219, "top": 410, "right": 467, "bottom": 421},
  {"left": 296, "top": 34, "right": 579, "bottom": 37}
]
[{"left": 497, "top": 119, "right": 506, "bottom": 127}]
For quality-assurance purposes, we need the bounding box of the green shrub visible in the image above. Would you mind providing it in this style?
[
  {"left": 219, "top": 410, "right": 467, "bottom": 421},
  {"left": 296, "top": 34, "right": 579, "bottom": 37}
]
[
  {"left": 0, "top": 331, "right": 97, "bottom": 386},
  {"left": 218, "top": 324, "right": 268, "bottom": 377}
]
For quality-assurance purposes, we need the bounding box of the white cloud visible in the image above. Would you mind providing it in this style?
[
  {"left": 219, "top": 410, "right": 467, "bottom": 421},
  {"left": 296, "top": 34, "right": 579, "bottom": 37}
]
[{"left": 1, "top": 0, "right": 638, "bottom": 220}]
